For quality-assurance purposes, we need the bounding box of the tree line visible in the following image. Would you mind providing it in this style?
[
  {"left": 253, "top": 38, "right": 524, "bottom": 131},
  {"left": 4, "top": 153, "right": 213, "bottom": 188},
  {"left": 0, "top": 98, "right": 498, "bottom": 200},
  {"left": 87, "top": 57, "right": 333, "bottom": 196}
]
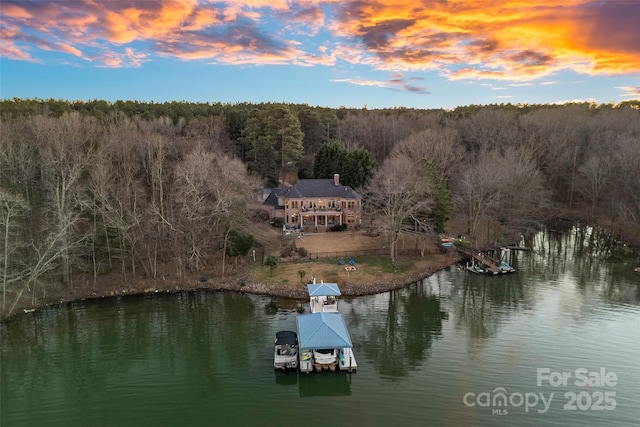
[{"left": 1, "top": 98, "right": 639, "bottom": 315}]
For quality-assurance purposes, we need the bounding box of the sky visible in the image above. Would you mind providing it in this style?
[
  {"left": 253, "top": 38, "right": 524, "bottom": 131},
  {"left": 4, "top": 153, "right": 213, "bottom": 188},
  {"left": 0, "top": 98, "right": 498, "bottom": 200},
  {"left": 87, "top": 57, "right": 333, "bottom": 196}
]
[{"left": 1, "top": 0, "right": 639, "bottom": 109}]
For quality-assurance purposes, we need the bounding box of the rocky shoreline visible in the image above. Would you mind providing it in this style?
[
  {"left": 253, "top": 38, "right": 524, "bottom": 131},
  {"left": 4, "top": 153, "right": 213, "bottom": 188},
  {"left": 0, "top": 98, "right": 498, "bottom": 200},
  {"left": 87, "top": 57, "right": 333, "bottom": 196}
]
[{"left": 2, "top": 256, "right": 459, "bottom": 322}]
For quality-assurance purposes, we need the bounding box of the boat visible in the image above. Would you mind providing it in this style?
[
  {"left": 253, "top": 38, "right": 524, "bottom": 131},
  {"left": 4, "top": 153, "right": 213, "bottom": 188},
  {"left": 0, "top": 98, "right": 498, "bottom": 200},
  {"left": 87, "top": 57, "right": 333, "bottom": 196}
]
[
  {"left": 440, "top": 238, "right": 454, "bottom": 248},
  {"left": 466, "top": 260, "right": 487, "bottom": 275},
  {"left": 313, "top": 348, "right": 337, "bottom": 370},
  {"left": 274, "top": 330, "right": 299, "bottom": 371},
  {"left": 497, "top": 260, "right": 516, "bottom": 273},
  {"left": 465, "top": 254, "right": 516, "bottom": 275}
]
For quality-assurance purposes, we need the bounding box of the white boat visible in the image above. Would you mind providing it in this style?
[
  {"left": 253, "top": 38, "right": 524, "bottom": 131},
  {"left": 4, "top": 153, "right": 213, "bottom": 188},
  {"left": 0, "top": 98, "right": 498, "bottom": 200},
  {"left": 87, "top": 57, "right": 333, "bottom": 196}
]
[
  {"left": 273, "top": 331, "right": 298, "bottom": 371},
  {"left": 313, "top": 348, "right": 337, "bottom": 365}
]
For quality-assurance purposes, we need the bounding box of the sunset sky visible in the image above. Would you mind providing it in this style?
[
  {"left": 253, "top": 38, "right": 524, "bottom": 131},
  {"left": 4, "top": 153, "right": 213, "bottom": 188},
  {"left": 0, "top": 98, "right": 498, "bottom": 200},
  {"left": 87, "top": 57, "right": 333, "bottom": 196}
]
[{"left": 1, "top": 0, "right": 639, "bottom": 109}]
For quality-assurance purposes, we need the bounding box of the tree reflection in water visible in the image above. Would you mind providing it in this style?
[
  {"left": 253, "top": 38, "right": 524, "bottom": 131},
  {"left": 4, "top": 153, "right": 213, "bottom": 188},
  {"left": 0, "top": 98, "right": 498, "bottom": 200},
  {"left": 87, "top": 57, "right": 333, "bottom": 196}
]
[{"left": 357, "top": 285, "right": 447, "bottom": 378}]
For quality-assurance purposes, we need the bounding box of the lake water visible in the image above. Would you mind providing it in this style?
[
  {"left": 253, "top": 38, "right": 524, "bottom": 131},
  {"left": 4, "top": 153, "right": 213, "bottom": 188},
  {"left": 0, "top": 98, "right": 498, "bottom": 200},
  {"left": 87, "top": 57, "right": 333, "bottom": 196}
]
[{"left": 2, "top": 224, "right": 639, "bottom": 426}]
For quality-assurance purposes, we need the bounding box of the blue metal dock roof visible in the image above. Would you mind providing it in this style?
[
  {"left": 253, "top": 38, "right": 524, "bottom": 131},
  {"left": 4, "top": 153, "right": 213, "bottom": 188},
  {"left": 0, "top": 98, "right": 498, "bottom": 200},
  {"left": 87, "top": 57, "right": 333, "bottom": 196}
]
[
  {"left": 307, "top": 283, "right": 341, "bottom": 297},
  {"left": 296, "top": 312, "right": 353, "bottom": 350}
]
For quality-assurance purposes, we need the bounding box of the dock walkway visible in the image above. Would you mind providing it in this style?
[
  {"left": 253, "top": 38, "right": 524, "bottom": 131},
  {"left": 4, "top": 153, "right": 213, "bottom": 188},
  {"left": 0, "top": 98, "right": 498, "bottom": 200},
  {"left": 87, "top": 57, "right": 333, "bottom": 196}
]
[{"left": 457, "top": 247, "right": 501, "bottom": 274}]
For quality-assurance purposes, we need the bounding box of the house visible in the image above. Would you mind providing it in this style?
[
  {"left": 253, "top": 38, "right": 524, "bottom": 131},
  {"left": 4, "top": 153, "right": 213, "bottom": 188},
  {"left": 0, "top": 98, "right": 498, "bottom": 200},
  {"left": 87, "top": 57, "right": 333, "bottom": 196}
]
[{"left": 264, "top": 174, "right": 361, "bottom": 232}]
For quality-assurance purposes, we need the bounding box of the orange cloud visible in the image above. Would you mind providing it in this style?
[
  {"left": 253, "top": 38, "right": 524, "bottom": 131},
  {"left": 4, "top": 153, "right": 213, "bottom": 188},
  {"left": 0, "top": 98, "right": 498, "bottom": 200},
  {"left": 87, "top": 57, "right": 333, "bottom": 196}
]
[
  {"left": 0, "top": 0, "right": 638, "bottom": 83},
  {"left": 616, "top": 86, "right": 640, "bottom": 98},
  {"left": 329, "top": 0, "right": 640, "bottom": 79}
]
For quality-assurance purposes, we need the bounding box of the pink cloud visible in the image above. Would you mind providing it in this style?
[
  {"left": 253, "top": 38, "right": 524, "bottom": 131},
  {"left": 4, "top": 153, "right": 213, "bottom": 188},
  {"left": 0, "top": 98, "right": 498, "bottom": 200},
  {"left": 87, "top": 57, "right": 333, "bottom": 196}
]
[{"left": 0, "top": 0, "right": 637, "bottom": 83}]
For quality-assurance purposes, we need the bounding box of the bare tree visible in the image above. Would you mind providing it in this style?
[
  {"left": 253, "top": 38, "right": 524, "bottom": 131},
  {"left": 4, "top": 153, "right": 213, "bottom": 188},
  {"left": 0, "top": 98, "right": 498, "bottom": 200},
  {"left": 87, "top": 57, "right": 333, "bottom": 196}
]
[
  {"left": 393, "top": 127, "right": 464, "bottom": 181},
  {"left": 364, "top": 153, "right": 433, "bottom": 262},
  {"left": 491, "top": 147, "right": 552, "bottom": 231},
  {"left": 184, "top": 115, "right": 234, "bottom": 154},
  {"left": 455, "top": 108, "right": 518, "bottom": 153},
  {"left": 32, "top": 113, "right": 98, "bottom": 288},
  {"left": 0, "top": 189, "right": 28, "bottom": 311},
  {"left": 608, "top": 133, "right": 640, "bottom": 235},
  {"left": 453, "top": 146, "right": 550, "bottom": 245},
  {"left": 576, "top": 154, "right": 613, "bottom": 221},
  {"left": 97, "top": 115, "right": 147, "bottom": 280},
  {"left": 452, "top": 152, "right": 502, "bottom": 243},
  {"left": 337, "top": 110, "right": 433, "bottom": 165},
  {"left": 171, "top": 140, "right": 257, "bottom": 277},
  {"left": 133, "top": 119, "right": 178, "bottom": 278}
]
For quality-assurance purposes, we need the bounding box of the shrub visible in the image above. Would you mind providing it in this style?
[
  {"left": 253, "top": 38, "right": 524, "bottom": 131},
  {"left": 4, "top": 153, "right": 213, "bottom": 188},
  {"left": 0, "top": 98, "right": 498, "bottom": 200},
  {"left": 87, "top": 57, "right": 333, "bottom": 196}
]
[
  {"left": 329, "top": 224, "right": 347, "bottom": 232},
  {"left": 265, "top": 256, "right": 278, "bottom": 274},
  {"left": 297, "top": 247, "right": 308, "bottom": 257},
  {"left": 280, "top": 247, "right": 292, "bottom": 257}
]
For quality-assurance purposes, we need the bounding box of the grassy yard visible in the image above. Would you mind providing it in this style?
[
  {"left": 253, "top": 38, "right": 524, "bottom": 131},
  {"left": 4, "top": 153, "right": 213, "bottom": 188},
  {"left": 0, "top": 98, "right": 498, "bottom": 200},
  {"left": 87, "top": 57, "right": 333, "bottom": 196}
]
[{"left": 249, "top": 254, "right": 440, "bottom": 289}]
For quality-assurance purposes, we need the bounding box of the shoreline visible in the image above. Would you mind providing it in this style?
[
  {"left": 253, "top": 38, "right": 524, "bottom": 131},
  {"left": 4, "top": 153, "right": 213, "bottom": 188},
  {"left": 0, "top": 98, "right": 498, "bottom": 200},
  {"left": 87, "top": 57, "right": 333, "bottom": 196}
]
[{"left": 1, "top": 256, "right": 459, "bottom": 323}]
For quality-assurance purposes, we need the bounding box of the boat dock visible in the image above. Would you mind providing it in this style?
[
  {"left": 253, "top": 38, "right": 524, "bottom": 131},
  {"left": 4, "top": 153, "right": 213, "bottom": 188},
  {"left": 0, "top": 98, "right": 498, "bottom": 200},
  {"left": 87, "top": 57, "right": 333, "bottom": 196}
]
[
  {"left": 296, "top": 312, "right": 357, "bottom": 373},
  {"left": 457, "top": 247, "right": 516, "bottom": 275},
  {"left": 295, "top": 281, "right": 357, "bottom": 373},
  {"left": 307, "top": 282, "right": 341, "bottom": 313}
]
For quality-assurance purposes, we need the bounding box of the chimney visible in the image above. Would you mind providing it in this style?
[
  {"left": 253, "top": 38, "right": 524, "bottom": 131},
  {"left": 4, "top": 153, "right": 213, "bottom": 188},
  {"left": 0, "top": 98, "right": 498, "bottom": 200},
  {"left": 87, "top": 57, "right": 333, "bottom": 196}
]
[{"left": 334, "top": 173, "right": 340, "bottom": 186}]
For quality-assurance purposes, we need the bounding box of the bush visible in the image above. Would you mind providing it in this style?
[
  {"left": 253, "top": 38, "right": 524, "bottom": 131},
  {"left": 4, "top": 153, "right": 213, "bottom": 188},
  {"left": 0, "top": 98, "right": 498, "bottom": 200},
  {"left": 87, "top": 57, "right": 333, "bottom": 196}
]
[
  {"left": 280, "top": 247, "right": 293, "bottom": 257},
  {"left": 329, "top": 224, "right": 347, "bottom": 232},
  {"left": 265, "top": 256, "right": 278, "bottom": 274},
  {"left": 297, "top": 247, "right": 308, "bottom": 257},
  {"left": 270, "top": 218, "right": 284, "bottom": 228}
]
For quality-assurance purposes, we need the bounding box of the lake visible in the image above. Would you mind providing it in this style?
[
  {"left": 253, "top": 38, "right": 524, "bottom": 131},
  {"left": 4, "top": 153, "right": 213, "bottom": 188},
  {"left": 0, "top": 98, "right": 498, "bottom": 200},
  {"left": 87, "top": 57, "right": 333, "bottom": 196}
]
[{"left": 2, "top": 224, "right": 639, "bottom": 426}]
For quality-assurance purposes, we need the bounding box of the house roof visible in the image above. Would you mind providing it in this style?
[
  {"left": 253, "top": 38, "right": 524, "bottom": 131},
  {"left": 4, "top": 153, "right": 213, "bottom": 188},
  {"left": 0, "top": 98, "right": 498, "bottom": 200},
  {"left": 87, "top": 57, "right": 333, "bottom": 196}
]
[
  {"left": 296, "top": 312, "right": 353, "bottom": 350},
  {"left": 273, "top": 179, "right": 360, "bottom": 200},
  {"left": 307, "top": 283, "right": 341, "bottom": 297},
  {"left": 263, "top": 191, "right": 281, "bottom": 208}
]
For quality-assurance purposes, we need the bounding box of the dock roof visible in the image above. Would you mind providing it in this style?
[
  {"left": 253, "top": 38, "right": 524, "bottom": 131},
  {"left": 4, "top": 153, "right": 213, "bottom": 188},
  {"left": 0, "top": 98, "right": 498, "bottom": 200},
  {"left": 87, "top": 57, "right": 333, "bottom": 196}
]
[
  {"left": 307, "top": 283, "right": 341, "bottom": 297},
  {"left": 296, "top": 312, "right": 353, "bottom": 350}
]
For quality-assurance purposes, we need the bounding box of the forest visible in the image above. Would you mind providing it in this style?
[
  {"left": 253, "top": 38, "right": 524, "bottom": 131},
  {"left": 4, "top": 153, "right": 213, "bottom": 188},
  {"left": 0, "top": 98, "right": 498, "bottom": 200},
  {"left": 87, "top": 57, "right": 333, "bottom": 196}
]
[{"left": 1, "top": 98, "right": 639, "bottom": 316}]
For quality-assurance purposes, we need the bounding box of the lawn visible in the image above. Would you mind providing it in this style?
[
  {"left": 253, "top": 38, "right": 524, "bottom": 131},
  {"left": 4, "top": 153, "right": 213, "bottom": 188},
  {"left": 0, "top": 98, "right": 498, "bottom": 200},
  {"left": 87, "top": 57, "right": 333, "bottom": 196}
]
[{"left": 249, "top": 254, "right": 439, "bottom": 289}]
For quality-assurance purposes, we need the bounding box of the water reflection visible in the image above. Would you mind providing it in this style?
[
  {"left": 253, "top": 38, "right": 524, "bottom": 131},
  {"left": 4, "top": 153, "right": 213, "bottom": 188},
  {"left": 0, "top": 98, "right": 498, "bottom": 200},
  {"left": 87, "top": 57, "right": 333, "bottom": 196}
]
[
  {"left": 274, "top": 370, "right": 298, "bottom": 386},
  {"left": 2, "top": 225, "right": 640, "bottom": 427},
  {"left": 298, "top": 372, "right": 352, "bottom": 397},
  {"left": 350, "top": 284, "right": 447, "bottom": 378}
]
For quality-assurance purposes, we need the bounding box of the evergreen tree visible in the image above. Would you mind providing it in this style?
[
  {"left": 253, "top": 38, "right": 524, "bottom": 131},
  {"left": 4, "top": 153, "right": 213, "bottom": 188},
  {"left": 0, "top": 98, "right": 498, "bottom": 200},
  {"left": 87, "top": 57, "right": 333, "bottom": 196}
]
[
  {"left": 344, "top": 147, "right": 377, "bottom": 189},
  {"left": 225, "top": 229, "right": 255, "bottom": 257},
  {"left": 242, "top": 104, "right": 304, "bottom": 185},
  {"left": 421, "top": 160, "right": 453, "bottom": 233},
  {"left": 313, "top": 140, "right": 375, "bottom": 189},
  {"left": 265, "top": 104, "right": 304, "bottom": 183},
  {"left": 313, "top": 139, "right": 347, "bottom": 179}
]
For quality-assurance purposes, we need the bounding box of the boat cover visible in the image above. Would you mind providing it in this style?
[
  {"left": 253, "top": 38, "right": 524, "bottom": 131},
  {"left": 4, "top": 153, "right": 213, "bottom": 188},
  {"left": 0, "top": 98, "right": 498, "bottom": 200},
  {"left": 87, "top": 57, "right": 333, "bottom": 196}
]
[
  {"left": 296, "top": 312, "right": 353, "bottom": 350},
  {"left": 307, "top": 283, "right": 341, "bottom": 297},
  {"left": 275, "top": 330, "right": 298, "bottom": 346}
]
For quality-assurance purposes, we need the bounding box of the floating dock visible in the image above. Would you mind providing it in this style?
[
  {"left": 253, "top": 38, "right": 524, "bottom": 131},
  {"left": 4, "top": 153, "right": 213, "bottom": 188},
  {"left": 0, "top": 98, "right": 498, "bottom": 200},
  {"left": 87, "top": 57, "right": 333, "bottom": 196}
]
[
  {"left": 458, "top": 247, "right": 516, "bottom": 275},
  {"left": 307, "top": 282, "right": 341, "bottom": 313},
  {"left": 296, "top": 312, "right": 357, "bottom": 373}
]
